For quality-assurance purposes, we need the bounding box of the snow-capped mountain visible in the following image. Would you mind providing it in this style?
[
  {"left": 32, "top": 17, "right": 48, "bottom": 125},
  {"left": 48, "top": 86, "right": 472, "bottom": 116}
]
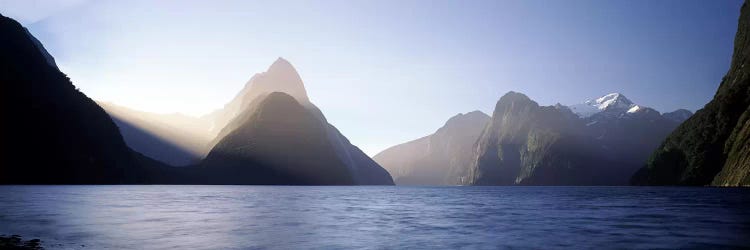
[
  {"left": 568, "top": 93, "right": 637, "bottom": 118},
  {"left": 464, "top": 91, "right": 694, "bottom": 185},
  {"left": 568, "top": 93, "right": 694, "bottom": 122}
]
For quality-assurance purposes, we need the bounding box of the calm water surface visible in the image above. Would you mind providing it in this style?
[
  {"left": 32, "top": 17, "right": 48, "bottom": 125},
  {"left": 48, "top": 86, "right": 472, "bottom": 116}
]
[{"left": 0, "top": 186, "right": 748, "bottom": 249}]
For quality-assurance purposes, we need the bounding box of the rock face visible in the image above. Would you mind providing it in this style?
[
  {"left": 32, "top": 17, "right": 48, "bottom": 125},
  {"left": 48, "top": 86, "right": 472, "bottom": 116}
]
[
  {"left": 0, "top": 14, "right": 152, "bottom": 183},
  {"left": 465, "top": 91, "right": 687, "bottom": 185},
  {"left": 632, "top": 1, "right": 750, "bottom": 186},
  {"left": 467, "top": 92, "right": 596, "bottom": 185},
  {"left": 374, "top": 111, "right": 490, "bottom": 185},
  {"left": 200, "top": 58, "right": 393, "bottom": 185}
]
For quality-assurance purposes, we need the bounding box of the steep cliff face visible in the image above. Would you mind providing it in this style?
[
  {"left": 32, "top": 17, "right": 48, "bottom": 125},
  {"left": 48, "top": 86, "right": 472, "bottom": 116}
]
[
  {"left": 467, "top": 92, "right": 602, "bottom": 185},
  {"left": 374, "top": 111, "right": 490, "bottom": 185},
  {"left": 632, "top": 1, "right": 750, "bottom": 186},
  {"left": 201, "top": 92, "right": 355, "bottom": 185},
  {"left": 464, "top": 91, "right": 686, "bottom": 185},
  {"left": 0, "top": 14, "right": 150, "bottom": 183}
]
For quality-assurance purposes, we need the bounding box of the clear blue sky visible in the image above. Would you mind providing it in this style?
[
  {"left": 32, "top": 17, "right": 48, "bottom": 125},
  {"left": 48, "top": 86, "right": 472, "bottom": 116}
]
[{"left": 1, "top": 0, "right": 743, "bottom": 155}]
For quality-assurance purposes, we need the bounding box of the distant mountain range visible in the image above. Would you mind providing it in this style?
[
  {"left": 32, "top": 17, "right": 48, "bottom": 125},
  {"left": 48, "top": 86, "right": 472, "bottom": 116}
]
[
  {"left": 2, "top": 1, "right": 748, "bottom": 186},
  {"left": 376, "top": 0, "right": 750, "bottom": 186},
  {"left": 632, "top": 1, "right": 750, "bottom": 186},
  {"left": 467, "top": 92, "right": 689, "bottom": 185},
  {"left": 376, "top": 91, "right": 690, "bottom": 185}
]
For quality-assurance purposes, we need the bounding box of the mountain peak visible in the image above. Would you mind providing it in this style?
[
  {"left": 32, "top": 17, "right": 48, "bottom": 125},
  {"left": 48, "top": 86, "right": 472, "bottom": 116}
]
[
  {"left": 589, "top": 93, "right": 634, "bottom": 109},
  {"left": 247, "top": 57, "right": 309, "bottom": 105},
  {"left": 203, "top": 57, "right": 310, "bottom": 135},
  {"left": 498, "top": 91, "right": 532, "bottom": 103},
  {"left": 268, "top": 57, "right": 294, "bottom": 72},
  {"left": 492, "top": 91, "right": 539, "bottom": 117},
  {"left": 445, "top": 111, "right": 490, "bottom": 126},
  {"left": 464, "top": 110, "right": 490, "bottom": 118},
  {"left": 568, "top": 92, "right": 637, "bottom": 118},
  {"left": 662, "top": 109, "right": 694, "bottom": 123},
  {"left": 495, "top": 91, "right": 536, "bottom": 109}
]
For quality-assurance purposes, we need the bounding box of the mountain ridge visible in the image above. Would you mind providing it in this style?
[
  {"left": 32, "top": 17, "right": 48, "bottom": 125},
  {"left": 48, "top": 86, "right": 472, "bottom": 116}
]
[
  {"left": 0, "top": 14, "right": 157, "bottom": 184},
  {"left": 374, "top": 111, "right": 490, "bottom": 185},
  {"left": 632, "top": 1, "right": 750, "bottom": 186}
]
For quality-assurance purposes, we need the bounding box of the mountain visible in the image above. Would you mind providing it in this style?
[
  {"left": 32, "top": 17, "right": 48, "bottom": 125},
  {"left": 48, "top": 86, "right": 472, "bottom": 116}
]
[
  {"left": 201, "top": 58, "right": 311, "bottom": 137},
  {"left": 463, "top": 91, "right": 687, "bottom": 185},
  {"left": 96, "top": 58, "right": 315, "bottom": 166},
  {"left": 374, "top": 89, "right": 689, "bottom": 186},
  {"left": 662, "top": 109, "right": 694, "bottom": 123},
  {"left": 632, "top": 1, "right": 750, "bottom": 186},
  {"left": 578, "top": 95, "right": 692, "bottom": 179},
  {"left": 201, "top": 92, "right": 355, "bottom": 184},
  {"left": 374, "top": 111, "right": 490, "bottom": 185},
  {"left": 0, "top": 14, "right": 155, "bottom": 183},
  {"left": 0, "top": 12, "right": 382, "bottom": 185},
  {"left": 568, "top": 93, "right": 637, "bottom": 118},
  {"left": 98, "top": 102, "right": 212, "bottom": 166},
  {"left": 200, "top": 58, "right": 393, "bottom": 185},
  {"left": 467, "top": 92, "right": 599, "bottom": 185}
]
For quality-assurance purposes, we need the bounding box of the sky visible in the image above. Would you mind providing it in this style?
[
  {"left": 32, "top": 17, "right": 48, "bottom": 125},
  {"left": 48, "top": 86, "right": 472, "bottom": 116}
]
[{"left": 1, "top": 0, "right": 743, "bottom": 155}]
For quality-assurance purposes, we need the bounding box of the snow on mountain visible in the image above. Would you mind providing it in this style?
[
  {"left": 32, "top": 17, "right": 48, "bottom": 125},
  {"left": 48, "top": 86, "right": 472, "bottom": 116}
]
[
  {"left": 568, "top": 93, "right": 638, "bottom": 118},
  {"left": 627, "top": 105, "right": 641, "bottom": 113}
]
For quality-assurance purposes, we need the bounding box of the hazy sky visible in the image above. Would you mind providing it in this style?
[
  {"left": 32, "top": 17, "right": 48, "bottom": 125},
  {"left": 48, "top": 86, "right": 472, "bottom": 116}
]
[{"left": 1, "top": 0, "right": 743, "bottom": 155}]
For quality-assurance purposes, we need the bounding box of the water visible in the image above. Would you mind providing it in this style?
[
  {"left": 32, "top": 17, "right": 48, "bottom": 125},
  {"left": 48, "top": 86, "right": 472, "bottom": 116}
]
[{"left": 0, "top": 186, "right": 748, "bottom": 249}]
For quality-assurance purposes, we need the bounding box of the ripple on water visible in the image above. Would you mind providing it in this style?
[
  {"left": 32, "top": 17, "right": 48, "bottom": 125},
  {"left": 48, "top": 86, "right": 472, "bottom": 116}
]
[{"left": 0, "top": 186, "right": 748, "bottom": 249}]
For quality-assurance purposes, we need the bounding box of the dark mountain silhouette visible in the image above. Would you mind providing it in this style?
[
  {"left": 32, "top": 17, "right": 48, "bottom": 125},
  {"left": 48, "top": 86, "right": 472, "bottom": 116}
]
[
  {"left": 632, "top": 1, "right": 750, "bottom": 186},
  {"left": 374, "top": 111, "right": 490, "bottom": 185},
  {"left": 0, "top": 14, "right": 155, "bottom": 184},
  {"left": 464, "top": 91, "right": 687, "bottom": 185}
]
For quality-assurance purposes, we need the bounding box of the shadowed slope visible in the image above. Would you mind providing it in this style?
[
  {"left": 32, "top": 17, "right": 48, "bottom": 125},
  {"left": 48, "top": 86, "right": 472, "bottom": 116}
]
[
  {"left": 201, "top": 92, "right": 355, "bottom": 185},
  {"left": 632, "top": 1, "right": 750, "bottom": 186},
  {"left": 0, "top": 14, "right": 150, "bottom": 183}
]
